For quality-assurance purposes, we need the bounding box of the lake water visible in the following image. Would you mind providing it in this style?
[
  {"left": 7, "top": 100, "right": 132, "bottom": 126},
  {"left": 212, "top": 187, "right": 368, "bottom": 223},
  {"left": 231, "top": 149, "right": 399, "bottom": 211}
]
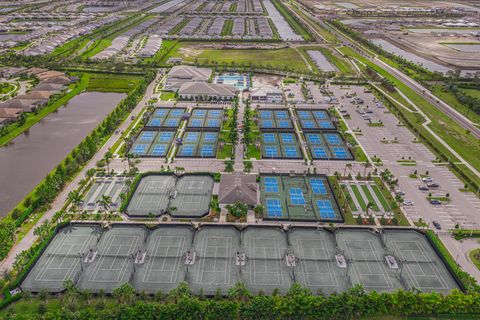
[{"left": 0, "top": 92, "right": 125, "bottom": 217}]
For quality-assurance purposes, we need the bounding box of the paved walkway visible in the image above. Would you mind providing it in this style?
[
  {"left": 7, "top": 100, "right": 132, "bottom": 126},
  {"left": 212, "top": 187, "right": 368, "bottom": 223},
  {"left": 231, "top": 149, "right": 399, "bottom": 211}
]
[
  {"left": 234, "top": 96, "right": 245, "bottom": 172},
  {"left": 0, "top": 72, "right": 161, "bottom": 274}
]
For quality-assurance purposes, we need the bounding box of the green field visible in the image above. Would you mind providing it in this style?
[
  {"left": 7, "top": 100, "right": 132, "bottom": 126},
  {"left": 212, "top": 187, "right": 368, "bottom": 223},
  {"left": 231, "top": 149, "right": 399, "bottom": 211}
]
[
  {"left": 431, "top": 85, "right": 480, "bottom": 124},
  {"left": 171, "top": 43, "right": 310, "bottom": 73},
  {"left": 462, "top": 88, "right": 480, "bottom": 99}
]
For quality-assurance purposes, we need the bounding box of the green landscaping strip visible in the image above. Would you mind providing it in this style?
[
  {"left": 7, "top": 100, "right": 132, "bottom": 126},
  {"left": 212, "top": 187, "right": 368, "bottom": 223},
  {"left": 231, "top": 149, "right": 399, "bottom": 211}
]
[
  {"left": 360, "top": 185, "right": 380, "bottom": 212},
  {"left": 341, "top": 185, "right": 357, "bottom": 211},
  {"left": 371, "top": 185, "right": 390, "bottom": 211},
  {"left": 350, "top": 184, "right": 366, "bottom": 211}
]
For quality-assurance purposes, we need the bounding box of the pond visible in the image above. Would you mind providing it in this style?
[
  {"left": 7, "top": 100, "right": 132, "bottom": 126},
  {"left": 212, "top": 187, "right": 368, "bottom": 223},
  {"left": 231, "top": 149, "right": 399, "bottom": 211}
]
[{"left": 0, "top": 92, "right": 125, "bottom": 217}]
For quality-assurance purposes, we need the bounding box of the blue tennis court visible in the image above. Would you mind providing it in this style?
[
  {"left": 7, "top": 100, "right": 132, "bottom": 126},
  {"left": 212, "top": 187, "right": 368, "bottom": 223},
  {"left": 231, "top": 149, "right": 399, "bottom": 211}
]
[
  {"left": 203, "top": 132, "right": 217, "bottom": 143},
  {"left": 185, "top": 132, "right": 199, "bottom": 143},
  {"left": 206, "top": 119, "right": 220, "bottom": 128},
  {"left": 200, "top": 145, "right": 214, "bottom": 157},
  {"left": 265, "top": 177, "right": 279, "bottom": 193},
  {"left": 190, "top": 119, "right": 203, "bottom": 127},
  {"left": 275, "top": 111, "right": 288, "bottom": 119},
  {"left": 158, "top": 132, "right": 174, "bottom": 142},
  {"left": 266, "top": 198, "right": 283, "bottom": 217},
  {"left": 154, "top": 109, "right": 169, "bottom": 117},
  {"left": 193, "top": 110, "right": 206, "bottom": 117},
  {"left": 176, "top": 131, "right": 218, "bottom": 158},
  {"left": 310, "top": 179, "right": 327, "bottom": 195},
  {"left": 165, "top": 118, "right": 179, "bottom": 127},
  {"left": 301, "top": 120, "right": 316, "bottom": 129},
  {"left": 332, "top": 147, "right": 349, "bottom": 159},
  {"left": 265, "top": 146, "right": 279, "bottom": 157},
  {"left": 289, "top": 188, "right": 305, "bottom": 205},
  {"left": 178, "top": 145, "right": 194, "bottom": 156},
  {"left": 170, "top": 109, "right": 184, "bottom": 117},
  {"left": 316, "top": 200, "right": 335, "bottom": 219},
  {"left": 260, "top": 120, "right": 275, "bottom": 128},
  {"left": 139, "top": 131, "right": 155, "bottom": 142},
  {"left": 319, "top": 121, "right": 334, "bottom": 129},
  {"left": 306, "top": 134, "right": 323, "bottom": 145},
  {"left": 150, "top": 144, "right": 168, "bottom": 156},
  {"left": 312, "top": 147, "right": 328, "bottom": 159},
  {"left": 298, "top": 111, "right": 311, "bottom": 119},
  {"left": 147, "top": 118, "right": 162, "bottom": 127},
  {"left": 259, "top": 110, "right": 273, "bottom": 119},
  {"left": 313, "top": 111, "right": 328, "bottom": 119},
  {"left": 263, "top": 133, "right": 276, "bottom": 144},
  {"left": 325, "top": 134, "right": 341, "bottom": 145},
  {"left": 132, "top": 144, "right": 148, "bottom": 155},
  {"left": 260, "top": 175, "right": 343, "bottom": 222},
  {"left": 284, "top": 146, "right": 299, "bottom": 158},
  {"left": 280, "top": 133, "right": 294, "bottom": 143},
  {"left": 258, "top": 109, "right": 292, "bottom": 129}
]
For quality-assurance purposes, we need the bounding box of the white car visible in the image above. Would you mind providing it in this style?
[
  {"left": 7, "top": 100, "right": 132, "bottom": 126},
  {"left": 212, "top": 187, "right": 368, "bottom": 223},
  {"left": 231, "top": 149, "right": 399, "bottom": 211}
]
[{"left": 403, "top": 200, "right": 414, "bottom": 206}]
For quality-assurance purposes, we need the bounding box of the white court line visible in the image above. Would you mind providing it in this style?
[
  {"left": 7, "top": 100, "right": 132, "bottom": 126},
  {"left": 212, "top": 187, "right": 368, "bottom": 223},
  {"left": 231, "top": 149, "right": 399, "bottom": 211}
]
[
  {"left": 143, "top": 235, "right": 185, "bottom": 284},
  {"left": 196, "top": 236, "right": 231, "bottom": 285}
]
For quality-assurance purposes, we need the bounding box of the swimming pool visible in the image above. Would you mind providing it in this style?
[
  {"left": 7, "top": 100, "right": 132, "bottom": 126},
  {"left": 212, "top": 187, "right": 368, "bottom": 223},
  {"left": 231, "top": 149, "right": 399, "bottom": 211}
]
[{"left": 215, "top": 73, "right": 250, "bottom": 90}]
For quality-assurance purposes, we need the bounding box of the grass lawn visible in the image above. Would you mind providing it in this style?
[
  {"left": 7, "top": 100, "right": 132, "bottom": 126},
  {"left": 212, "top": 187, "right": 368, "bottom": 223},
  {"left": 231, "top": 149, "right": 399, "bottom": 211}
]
[
  {"left": 361, "top": 184, "right": 380, "bottom": 211},
  {"left": 371, "top": 185, "right": 391, "bottom": 211},
  {"left": 350, "top": 184, "right": 367, "bottom": 211},
  {"left": 341, "top": 184, "right": 357, "bottom": 211},
  {"left": 86, "top": 73, "right": 143, "bottom": 93},
  {"left": 172, "top": 42, "right": 310, "bottom": 74},
  {"left": 462, "top": 88, "right": 480, "bottom": 99},
  {"left": 217, "top": 144, "right": 233, "bottom": 159},
  {"left": 431, "top": 85, "right": 480, "bottom": 124},
  {"left": 159, "top": 92, "right": 176, "bottom": 101},
  {"left": 0, "top": 82, "right": 15, "bottom": 94}
]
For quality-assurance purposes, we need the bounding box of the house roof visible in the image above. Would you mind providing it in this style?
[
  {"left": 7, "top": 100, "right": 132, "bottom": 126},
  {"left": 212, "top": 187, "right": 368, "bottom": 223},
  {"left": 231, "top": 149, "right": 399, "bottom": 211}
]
[
  {"left": 43, "top": 76, "right": 72, "bottom": 85},
  {"left": 168, "top": 65, "right": 212, "bottom": 81},
  {"left": 178, "top": 82, "right": 237, "bottom": 96},
  {"left": 25, "top": 67, "right": 49, "bottom": 75},
  {"left": 0, "top": 99, "right": 34, "bottom": 112},
  {"left": 0, "top": 107, "right": 22, "bottom": 118},
  {"left": 32, "top": 82, "right": 64, "bottom": 92},
  {"left": 219, "top": 174, "right": 258, "bottom": 206},
  {"left": 16, "top": 91, "right": 53, "bottom": 100},
  {"left": 36, "top": 70, "right": 65, "bottom": 80}
]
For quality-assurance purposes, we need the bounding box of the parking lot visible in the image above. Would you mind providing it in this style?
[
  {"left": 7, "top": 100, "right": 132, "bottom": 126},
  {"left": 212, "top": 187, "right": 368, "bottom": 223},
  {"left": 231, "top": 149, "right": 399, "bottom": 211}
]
[{"left": 330, "top": 84, "right": 480, "bottom": 231}]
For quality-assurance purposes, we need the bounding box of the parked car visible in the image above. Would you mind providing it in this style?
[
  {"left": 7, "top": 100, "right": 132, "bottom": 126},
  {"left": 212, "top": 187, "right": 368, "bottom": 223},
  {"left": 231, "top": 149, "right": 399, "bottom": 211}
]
[
  {"left": 418, "top": 186, "right": 429, "bottom": 191},
  {"left": 432, "top": 221, "right": 441, "bottom": 230},
  {"left": 403, "top": 200, "right": 414, "bottom": 206},
  {"left": 422, "top": 177, "right": 433, "bottom": 183},
  {"left": 395, "top": 190, "right": 405, "bottom": 196},
  {"left": 427, "top": 183, "right": 440, "bottom": 188},
  {"left": 430, "top": 199, "right": 442, "bottom": 205}
]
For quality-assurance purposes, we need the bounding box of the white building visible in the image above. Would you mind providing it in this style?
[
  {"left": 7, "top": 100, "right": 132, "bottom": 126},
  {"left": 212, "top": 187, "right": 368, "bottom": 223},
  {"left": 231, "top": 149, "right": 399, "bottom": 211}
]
[{"left": 250, "top": 85, "right": 283, "bottom": 104}]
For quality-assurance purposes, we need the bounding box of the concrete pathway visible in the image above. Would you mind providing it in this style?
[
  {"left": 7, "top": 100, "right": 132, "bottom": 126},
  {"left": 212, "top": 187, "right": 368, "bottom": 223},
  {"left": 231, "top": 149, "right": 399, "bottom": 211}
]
[
  {"left": 234, "top": 96, "right": 245, "bottom": 172},
  {"left": 0, "top": 72, "right": 161, "bottom": 274}
]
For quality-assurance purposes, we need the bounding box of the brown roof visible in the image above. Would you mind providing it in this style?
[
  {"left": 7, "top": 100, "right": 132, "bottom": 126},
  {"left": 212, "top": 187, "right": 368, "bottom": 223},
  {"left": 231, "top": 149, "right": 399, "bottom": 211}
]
[
  {"left": 0, "top": 99, "right": 34, "bottom": 112},
  {"left": 16, "top": 91, "right": 53, "bottom": 100},
  {"left": 0, "top": 107, "right": 22, "bottom": 119},
  {"left": 32, "top": 82, "right": 64, "bottom": 92},
  {"left": 219, "top": 174, "right": 258, "bottom": 206},
  {"left": 25, "top": 68, "right": 49, "bottom": 75},
  {"left": 43, "top": 76, "right": 72, "bottom": 85},
  {"left": 37, "top": 70, "right": 65, "bottom": 80}
]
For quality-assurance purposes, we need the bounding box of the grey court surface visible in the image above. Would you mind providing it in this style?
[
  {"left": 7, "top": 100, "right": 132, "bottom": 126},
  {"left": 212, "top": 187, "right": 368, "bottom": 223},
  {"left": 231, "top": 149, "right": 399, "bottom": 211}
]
[
  {"left": 126, "top": 174, "right": 214, "bottom": 218},
  {"left": 22, "top": 224, "right": 460, "bottom": 295},
  {"left": 82, "top": 177, "right": 127, "bottom": 211}
]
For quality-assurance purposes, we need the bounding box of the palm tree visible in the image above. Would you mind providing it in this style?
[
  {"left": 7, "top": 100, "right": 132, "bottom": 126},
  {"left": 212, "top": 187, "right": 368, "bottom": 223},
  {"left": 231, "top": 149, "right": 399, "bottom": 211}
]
[
  {"left": 123, "top": 152, "right": 134, "bottom": 170},
  {"left": 363, "top": 161, "right": 371, "bottom": 179},
  {"left": 103, "top": 150, "right": 113, "bottom": 173},
  {"left": 68, "top": 190, "right": 83, "bottom": 214},
  {"left": 86, "top": 168, "right": 96, "bottom": 181},
  {"left": 97, "top": 195, "right": 113, "bottom": 214},
  {"left": 366, "top": 201, "right": 373, "bottom": 216}
]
